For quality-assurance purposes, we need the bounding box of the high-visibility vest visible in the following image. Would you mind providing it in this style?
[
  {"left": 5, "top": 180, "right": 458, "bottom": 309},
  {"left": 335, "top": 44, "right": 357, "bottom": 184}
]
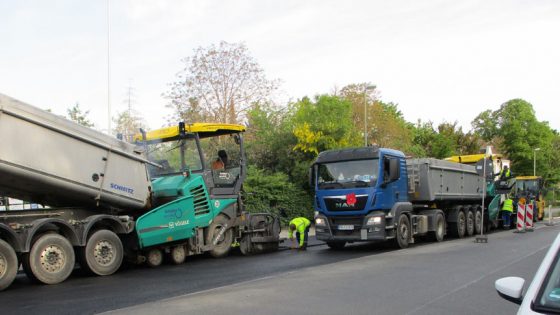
[
  {"left": 502, "top": 199, "right": 514, "bottom": 212},
  {"left": 500, "top": 169, "right": 511, "bottom": 178}
]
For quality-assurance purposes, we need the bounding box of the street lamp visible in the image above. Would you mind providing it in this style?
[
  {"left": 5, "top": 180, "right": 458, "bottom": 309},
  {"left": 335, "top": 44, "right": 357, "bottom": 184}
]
[
  {"left": 533, "top": 147, "right": 541, "bottom": 176},
  {"left": 363, "top": 85, "right": 375, "bottom": 146}
]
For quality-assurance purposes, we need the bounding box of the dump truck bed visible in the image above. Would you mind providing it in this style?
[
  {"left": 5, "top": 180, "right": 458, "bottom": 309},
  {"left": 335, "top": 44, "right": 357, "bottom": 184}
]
[
  {"left": 407, "top": 158, "right": 483, "bottom": 202},
  {"left": 0, "top": 93, "right": 151, "bottom": 211}
]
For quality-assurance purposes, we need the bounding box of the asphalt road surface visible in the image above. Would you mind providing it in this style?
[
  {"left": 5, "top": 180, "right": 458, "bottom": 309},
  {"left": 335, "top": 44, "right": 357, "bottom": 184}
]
[{"left": 2, "top": 223, "right": 559, "bottom": 315}]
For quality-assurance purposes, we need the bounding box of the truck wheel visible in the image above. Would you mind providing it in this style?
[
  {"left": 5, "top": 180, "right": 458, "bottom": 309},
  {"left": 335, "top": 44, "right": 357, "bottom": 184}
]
[
  {"left": 81, "top": 230, "right": 123, "bottom": 276},
  {"left": 474, "top": 210, "right": 482, "bottom": 235},
  {"left": 146, "top": 249, "right": 163, "bottom": 268},
  {"left": 169, "top": 245, "right": 186, "bottom": 265},
  {"left": 206, "top": 215, "right": 233, "bottom": 258},
  {"left": 428, "top": 213, "right": 445, "bottom": 242},
  {"left": 326, "top": 241, "right": 346, "bottom": 250},
  {"left": 395, "top": 214, "right": 410, "bottom": 249},
  {"left": 466, "top": 211, "right": 475, "bottom": 236},
  {"left": 23, "top": 234, "right": 75, "bottom": 285},
  {"left": 0, "top": 239, "right": 18, "bottom": 291},
  {"left": 450, "top": 211, "right": 466, "bottom": 238}
]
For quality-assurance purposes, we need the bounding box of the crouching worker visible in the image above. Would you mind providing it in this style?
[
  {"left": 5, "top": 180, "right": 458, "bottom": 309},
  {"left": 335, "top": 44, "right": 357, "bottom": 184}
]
[{"left": 289, "top": 217, "right": 311, "bottom": 250}]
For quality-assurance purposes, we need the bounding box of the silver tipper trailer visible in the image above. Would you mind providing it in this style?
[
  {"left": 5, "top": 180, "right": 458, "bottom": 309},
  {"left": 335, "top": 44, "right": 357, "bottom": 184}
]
[
  {"left": 0, "top": 93, "right": 151, "bottom": 211},
  {"left": 407, "top": 158, "right": 483, "bottom": 202}
]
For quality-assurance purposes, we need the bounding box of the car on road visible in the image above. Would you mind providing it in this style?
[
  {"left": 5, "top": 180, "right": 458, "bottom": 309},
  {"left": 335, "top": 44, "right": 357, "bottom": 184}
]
[{"left": 496, "top": 232, "right": 560, "bottom": 314}]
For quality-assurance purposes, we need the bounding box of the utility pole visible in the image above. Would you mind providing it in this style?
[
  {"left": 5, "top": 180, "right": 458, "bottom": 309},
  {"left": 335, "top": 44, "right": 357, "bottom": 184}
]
[
  {"left": 106, "top": 0, "right": 111, "bottom": 135},
  {"left": 363, "top": 84, "right": 375, "bottom": 146}
]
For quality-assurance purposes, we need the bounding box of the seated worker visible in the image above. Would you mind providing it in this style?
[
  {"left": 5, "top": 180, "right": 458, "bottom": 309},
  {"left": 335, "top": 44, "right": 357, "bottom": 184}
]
[
  {"left": 499, "top": 165, "right": 512, "bottom": 180},
  {"left": 289, "top": 217, "right": 311, "bottom": 250},
  {"left": 212, "top": 150, "right": 228, "bottom": 170}
]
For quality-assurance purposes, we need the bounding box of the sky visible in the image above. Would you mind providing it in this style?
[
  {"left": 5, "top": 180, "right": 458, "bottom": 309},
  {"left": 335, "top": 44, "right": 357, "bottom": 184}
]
[{"left": 1, "top": 0, "right": 559, "bottom": 133}]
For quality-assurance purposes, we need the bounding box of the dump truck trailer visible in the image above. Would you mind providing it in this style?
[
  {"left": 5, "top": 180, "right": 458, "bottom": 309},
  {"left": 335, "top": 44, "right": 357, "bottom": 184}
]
[
  {"left": 311, "top": 147, "right": 488, "bottom": 249},
  {"left": 0, "top": 93, "right": 280, "bottom": 291}
]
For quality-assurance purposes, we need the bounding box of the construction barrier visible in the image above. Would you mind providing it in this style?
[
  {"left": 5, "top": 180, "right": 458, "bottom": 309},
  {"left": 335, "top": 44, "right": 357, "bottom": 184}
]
[
  {"left": 516, "top": 204, "right": 526, "bottom": 233},
  {"left": 526, "top": 203, "right": 534, "bottom": 231}
]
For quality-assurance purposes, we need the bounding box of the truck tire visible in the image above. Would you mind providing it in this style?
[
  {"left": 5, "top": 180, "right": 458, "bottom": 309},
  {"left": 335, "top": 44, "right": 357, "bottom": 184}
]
[
  {"left": 395, "top": 214, "right": 410, "bottom": 249},
  {"left": 474, "top": 210, "right": 482, "bottom": 235},
  {"left": 169, "top": 245, "right": 186, "bottom": 265},
  {"left": 450, "top": 211, "right": 466, "bottom": 238},
  {"left": 23, "top": 233, "right": 75, "bottom": 285},
  {"left": 466, "top": 210, "right": 475, "bottom": 236},
  {"left": 81, "top": 230, "right": 123, "bottom": 276},
  {"left": 326, "top": 241, "right": 346, "bottom": 250},
  {"left": 428, "top": 213, "right": 445, "bottom": 242},
  {"left": 0, "top": 239, "right": 18, "bottom": 291},
  {"left": 146, "top": 249, "right": 163, "bottom": 268},
  {"left": 206, "top": 214, "right": 233, "bottom": 258}
]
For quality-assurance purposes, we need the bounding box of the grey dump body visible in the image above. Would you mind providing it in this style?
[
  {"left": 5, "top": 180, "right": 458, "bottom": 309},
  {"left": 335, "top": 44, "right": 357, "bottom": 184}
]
[
  {"left": 407, "top": 158, "right": 483, "bottom": 202},
  {"left": 0, "top": 93, "right": 151, "bottom": 211}
]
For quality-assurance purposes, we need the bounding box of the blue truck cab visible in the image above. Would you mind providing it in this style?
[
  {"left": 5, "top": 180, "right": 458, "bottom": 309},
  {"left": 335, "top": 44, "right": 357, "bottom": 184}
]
[{"left": 311, "top": 147, "right": 410, "bottom": 246}]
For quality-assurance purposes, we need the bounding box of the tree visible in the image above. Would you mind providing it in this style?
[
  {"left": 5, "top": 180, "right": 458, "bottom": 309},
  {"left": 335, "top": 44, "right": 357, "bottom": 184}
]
[
  {"left": 67, "top": 103, "right": 94, "bottom": 127},
  {"left": 472, "top": 99, "right": 559, "bottom": 184},
  {"left": 245, "top": 103, "right": 296, "bottom": 173},
  {"left": 112, "top": 110, "right": 147, "bottom": 142},
  {"left": 165, "top": 41, "right": 279, "bottom": 124},
  {"left": 339, "top": 83, "right": 414, "bottom": 152},
  {"left": 291, "top": 95, "right": 358, "bottom": 155}
]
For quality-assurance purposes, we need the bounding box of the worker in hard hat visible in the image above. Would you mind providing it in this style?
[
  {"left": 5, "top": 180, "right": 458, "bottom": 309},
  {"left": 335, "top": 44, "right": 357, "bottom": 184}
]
[
  {"left": 289, "top": 217, "right": 311, "bottom": 250},
  {"left": 501, "top": 196, "right": 514, "bottom": 229}
]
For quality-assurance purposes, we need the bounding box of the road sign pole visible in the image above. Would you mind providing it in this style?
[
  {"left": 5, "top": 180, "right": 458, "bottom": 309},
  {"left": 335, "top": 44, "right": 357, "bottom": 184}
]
[
  {"left": 476, "top": 157, "right": 488, "bottom": 243},
  {"left": 546, "top": 205, "right": 555, "bottom": 226}
]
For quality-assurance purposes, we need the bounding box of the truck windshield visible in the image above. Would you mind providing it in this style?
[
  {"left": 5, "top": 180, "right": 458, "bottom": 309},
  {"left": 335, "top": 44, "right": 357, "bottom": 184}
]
[
  {"left": 147, "top": 138, "right": 202, "bottom": 178},
  {"left": 317, "top": 159, "right": 379, "bottom": 189}
]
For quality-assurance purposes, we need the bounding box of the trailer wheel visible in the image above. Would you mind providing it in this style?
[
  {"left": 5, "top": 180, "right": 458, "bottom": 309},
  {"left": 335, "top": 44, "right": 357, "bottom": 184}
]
[
  {"left": 206, "top": 215, "right": 233, "bottom": 258},
  {"left": 23, "top": 233, "right": 75, "bottom": 285},
  {"left": 428, "top": 213, "right": 445, "bottom": 242},
  {"left": 146, "top": 249, "right": 163, "bottom": 268},
  {"left": 0, "top": 239, "right": 18, "bottom": 291},
  {"left": 81, "top": 230, "right": 123, "bottom": 276},
  {"left": 326, "top": 241, "right": 346, "bottom": 250},
  {"left": 395, "top": 214, "right": 410, "bottom": 249},
  {"left": 474, "top": 210, "right": 482, "bottom": 235},
  {"left": 169, "top": 245, "right": 186, "bottom": 265},
  {"left": 466, "top": 210, "right": 475, "bottom": 236},
  {"left": 450, "top": 211, "right": 466, "bottom": 238}
]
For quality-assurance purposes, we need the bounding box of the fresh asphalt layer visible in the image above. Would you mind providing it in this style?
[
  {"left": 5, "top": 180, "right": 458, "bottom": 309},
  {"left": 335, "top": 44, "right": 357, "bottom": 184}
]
[
  {"left": 1, "top": 222, "right": 558, "bottom": 315},
  {"left": 0, "top": 235, "right": 380, "bottom": 314},
  {"left": 103, "top": 223, "right": 560, "bottom": 315}
]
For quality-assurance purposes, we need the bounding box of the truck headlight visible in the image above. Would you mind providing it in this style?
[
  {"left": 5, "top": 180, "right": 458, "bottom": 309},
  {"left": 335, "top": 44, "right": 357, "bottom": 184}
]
[
  {"left": 315, "top": 217, "right": 327, "bottom": 226},
  {"left": 366, "top": 216, "right": 382, "bottom": 226}
]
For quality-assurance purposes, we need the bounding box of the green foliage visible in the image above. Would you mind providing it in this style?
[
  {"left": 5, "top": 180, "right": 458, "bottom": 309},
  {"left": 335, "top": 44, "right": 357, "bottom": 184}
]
[
  {"left": 291, "top": 95, "right": 358, "bottom": 154},
  {"left": 245, "top": 104, "right": 297, "bottom": 172},
  {"left": 472, "top": 99, "right": 559, "bottom": 185},
  {"left": 67, "top": 103, "right": 94, "bottom": 127},
  {"left": 242, "top": 166, "right": 313, "bottom": 225}
]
